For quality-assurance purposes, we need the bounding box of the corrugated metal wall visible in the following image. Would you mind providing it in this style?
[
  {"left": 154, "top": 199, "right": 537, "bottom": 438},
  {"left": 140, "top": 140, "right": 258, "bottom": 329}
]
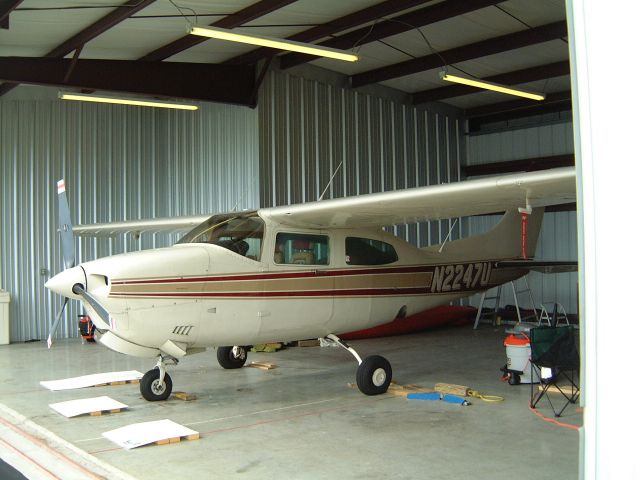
[
  {"left": 258, "top": 69, "right": 466, "bottom": 247},
  {"left": 468, "top": 121, "right": 574, "bottom": 165},
  {"left": 467, "top": 120, "right": 578, "bottom": 314},
  {"left": 0, "top": 99, "right": 258, "bottom": 342}
]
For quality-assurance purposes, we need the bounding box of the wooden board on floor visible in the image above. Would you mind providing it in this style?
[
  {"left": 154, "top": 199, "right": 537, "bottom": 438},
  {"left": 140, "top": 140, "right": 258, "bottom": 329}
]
[
  {"left": 103, "top": 419, "right": 200, "bottom": 450},
  {"left": 155, "top": 433, "right": 200, "bottom": 445},
  {"left": 247, "top": 361, "right": 277, "bottom": 370},
  {"left": 538, "top": 384, "right": 580, "bottom": 396},
  {"left": 50, "top": 396, "right": 128, "bottom": 418}
]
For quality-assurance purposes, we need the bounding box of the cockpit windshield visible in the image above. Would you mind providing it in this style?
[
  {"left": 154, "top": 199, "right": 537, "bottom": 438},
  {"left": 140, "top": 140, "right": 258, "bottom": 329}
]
[{"left": 177, "top": 211, "right": 264, "bottom": 260}]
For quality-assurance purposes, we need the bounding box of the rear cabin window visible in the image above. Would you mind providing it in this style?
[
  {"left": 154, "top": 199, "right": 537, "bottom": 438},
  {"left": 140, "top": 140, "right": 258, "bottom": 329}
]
[
  {"left": 274, "top": 233, "right": 329, "bottom": 265},
  {"left": 345, "top": 237, "right": 398, "bottom": 265}
]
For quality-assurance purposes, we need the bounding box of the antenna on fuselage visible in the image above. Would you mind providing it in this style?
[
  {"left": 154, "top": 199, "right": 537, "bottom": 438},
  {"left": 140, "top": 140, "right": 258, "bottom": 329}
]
[
  {"left": 318, "top": 161, "right": 344, "bottom": 201},
  {"left": 438, "top": 218, "right": 459, "bottom": 253},
  {"left": 230, "top": 191, "right": 248, "bottom": 212}
]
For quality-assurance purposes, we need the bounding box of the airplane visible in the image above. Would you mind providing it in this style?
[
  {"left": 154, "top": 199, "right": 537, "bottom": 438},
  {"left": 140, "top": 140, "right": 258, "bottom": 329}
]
[{"left": 44, "top": 167, "right": 577, "bottom": 401}]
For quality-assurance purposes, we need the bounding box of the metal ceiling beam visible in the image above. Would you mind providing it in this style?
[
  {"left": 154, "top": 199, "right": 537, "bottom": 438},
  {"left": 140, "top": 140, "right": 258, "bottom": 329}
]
[
  {"left": 140, "top": 0, "right": 298, "bottom": 62},
  {"left": 462, "top": 154, "right": 574, "bottom": 176},
  {"left": 0, "top": 0, "right": 156, "bottom": 97},
  {"left": 0, "top": 0, "right": 23, "bottom": 29},
  {"left": 466, "top": 92, "right": 572, "bottom": 131},
  {"left": 466, "top": 90, "right": 571, "bottom": 117},
  {"left": 413, "top": 61, "right": 570, "bottom": 104},
  {"left": 225, "top": 0, "right": 433, "bottom": 66},
  {"left": 279, "top": 0, "right": 503, "bottom": 70},
  {"left": 0, "top": 57, "right": 256, "bottom": 106},
  {"left": 45, "top": 0, "right": 157, "bottom": 58},
  {"left": 351, "top": 21, "right": 568, "bottom": 88}
]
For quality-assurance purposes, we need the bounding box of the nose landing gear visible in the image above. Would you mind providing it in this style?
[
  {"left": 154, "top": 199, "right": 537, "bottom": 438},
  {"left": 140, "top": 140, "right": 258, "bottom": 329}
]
[{"left": 140, "top": 355, "right": 177, "bottom": 401}]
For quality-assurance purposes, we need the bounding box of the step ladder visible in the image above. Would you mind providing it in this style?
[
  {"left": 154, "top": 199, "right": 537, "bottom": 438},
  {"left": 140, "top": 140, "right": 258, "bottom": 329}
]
[
  {"left": 538, "top": 302, "right": 569, "bottom": 326},
  {"left": 473, "top": 286, "right": 502, "bottom": 329},
  {"left": 473, "top": 277, "right": 538, "bottom": 329}
]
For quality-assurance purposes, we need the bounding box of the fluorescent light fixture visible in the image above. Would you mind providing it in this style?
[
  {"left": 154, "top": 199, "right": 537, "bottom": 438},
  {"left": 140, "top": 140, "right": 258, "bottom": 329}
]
[
  {"left": 58, "top": 92, "right": 199, "bottom": 110},
  {"left": 439, "top": 72, "right": 546, "bottom": 101},
  {"left": 189, "top": 25, "right": 359, "bottom": 62}
]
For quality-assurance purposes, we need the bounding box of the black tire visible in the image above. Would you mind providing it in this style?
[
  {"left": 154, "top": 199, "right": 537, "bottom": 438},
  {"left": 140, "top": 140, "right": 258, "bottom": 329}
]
[
  {"left": 508, "top": 373, "right": 521, "bottom": 385},
  {"left": 140, "top": 368, "right": 173, "bottom": 401},
  {"left": 356, "top": 355, "right": 392, "bottom": 395},
  {"left": 217, "top": 346, "right": 248, "bottom": 369}
]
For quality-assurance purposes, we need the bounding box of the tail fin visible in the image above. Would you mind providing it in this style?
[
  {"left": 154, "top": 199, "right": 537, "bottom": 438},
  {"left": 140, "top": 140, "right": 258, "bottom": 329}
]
[{"left": 422, "top": 209, "right": 544, "bottom": 260}]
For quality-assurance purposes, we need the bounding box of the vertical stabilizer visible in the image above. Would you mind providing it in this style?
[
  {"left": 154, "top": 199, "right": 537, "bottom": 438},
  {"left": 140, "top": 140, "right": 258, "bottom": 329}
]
[{"left": 421, "top": 209, "right": 544, "bottom": 261}]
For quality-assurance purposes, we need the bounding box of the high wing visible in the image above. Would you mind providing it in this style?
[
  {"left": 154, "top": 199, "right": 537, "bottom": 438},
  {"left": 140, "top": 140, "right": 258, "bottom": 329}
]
[
  {"left": 73, "top": 215, "right": 209, "bottom": 237},
  {"left": 71, "top": 167, "right": 575, "bottom": 236},
  {"left": 260, "top": 167, "right": 576, "bottom": 229}
]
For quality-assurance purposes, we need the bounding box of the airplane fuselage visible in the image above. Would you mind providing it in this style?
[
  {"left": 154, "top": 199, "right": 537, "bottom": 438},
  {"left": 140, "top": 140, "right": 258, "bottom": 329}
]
[{"left": 46, "top": 211, "right": 529, "bottom": 359}]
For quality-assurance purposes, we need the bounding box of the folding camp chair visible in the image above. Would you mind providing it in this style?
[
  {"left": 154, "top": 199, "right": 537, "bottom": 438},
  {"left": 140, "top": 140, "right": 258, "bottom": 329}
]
[{"left": 529, "top": 326, "right": 580, "bottom": 417}]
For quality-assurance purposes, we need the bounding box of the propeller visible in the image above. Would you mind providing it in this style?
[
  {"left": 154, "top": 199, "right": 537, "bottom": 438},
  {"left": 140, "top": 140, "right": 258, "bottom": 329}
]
[{"left": 47, "top": 179, "right": 76, "bottom": 348}]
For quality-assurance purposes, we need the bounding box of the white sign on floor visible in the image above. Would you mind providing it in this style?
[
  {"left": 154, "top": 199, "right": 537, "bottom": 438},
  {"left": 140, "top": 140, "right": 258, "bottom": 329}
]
[
  {"left": 49, "top": 396, "right": 128, "bottom": 418},
  {"left": 40, "top": 370, "right": 143, "bottom": 391},
  {"left": 102, "top": 419, "right": 199, "bottom": 449}
]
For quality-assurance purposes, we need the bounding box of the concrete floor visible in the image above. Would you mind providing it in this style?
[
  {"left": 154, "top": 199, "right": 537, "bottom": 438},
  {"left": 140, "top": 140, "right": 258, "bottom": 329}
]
[{"left": 0, "top": 325, "right": 580, "bottom": 480}]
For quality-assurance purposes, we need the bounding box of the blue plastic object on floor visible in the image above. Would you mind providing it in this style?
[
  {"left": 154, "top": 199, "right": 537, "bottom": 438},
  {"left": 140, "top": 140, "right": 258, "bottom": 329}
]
[
  {"left": 406, "top": 392, "right": 470, "bottom": 406},
  {"left": 442, "top": 394, "right": 470, "bottom": 405},
  {"left": 407, "top": 392, "right": 441, "bottom": 401}
]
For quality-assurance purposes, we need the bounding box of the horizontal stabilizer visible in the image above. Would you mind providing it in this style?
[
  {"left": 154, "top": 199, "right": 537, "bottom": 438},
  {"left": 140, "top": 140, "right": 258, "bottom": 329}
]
[{"left": 494, "top": 260, "right": 578, "bottom": 274}]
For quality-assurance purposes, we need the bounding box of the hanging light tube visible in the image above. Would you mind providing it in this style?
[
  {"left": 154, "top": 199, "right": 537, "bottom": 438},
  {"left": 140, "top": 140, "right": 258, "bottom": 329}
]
[
  {"left": 188, "top": 25, "right": 359, "bottom": 62},
  {"left": 58, "top": 92, "right": 199, "bottom": 110},
  {"left": 439, "top": 72, "right": 546, "bottom": 101}
]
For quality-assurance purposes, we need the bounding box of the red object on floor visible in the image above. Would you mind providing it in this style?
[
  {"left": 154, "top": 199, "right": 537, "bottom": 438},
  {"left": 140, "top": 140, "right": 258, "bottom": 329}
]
[{"left": 341, "top": 305, "right": 477, "bottom": 340}]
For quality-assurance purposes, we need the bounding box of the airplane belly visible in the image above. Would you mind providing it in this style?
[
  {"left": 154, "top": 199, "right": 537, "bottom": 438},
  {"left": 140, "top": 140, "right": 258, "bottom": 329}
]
[
  {"left": 197, "top": 298, "right": 261, "bottom": 346},
  {"left": 256, "top": 297, "right": 334, "bottom": 342},
  {"left": 123, "top": 299, "right": 205, "bottom": 348},
  {"left": 255, "top": 271, "right": 334, "bottom": 343}
]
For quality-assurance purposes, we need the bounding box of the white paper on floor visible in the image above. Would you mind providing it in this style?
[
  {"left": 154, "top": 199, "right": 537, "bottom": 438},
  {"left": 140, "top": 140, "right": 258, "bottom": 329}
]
[
  {"left": 102, "top": 419, "right": 199, "bottom": 449},
  {"left": 49, "top": 396, "right": 128, "bottom": 418},
  {"left": 40, "top": 370, "right": 143, "bottom": 391}
]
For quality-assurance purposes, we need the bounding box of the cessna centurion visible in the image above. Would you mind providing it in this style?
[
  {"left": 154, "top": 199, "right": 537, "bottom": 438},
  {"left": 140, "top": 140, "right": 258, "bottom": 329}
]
[{"left": 45, "top": 167, "right": 576, "bottom": 401}]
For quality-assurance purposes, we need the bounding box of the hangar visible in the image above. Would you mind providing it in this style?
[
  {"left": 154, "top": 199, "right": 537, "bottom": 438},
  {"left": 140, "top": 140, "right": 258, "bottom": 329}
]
[{"left": 0, "top": 1, "right": 635, "bottom": 478}]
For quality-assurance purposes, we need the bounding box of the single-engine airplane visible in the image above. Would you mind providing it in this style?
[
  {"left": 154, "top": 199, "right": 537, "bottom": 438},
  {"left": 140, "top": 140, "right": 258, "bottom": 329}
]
[{"left": 45, "top": 167, "right": 576, "bottom": 401}]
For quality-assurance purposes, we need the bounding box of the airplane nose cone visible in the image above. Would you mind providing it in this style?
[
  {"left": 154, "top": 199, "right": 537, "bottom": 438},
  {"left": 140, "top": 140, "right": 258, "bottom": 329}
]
[{"left": 45, "top": 266, "right": 85, "bottom": 298}]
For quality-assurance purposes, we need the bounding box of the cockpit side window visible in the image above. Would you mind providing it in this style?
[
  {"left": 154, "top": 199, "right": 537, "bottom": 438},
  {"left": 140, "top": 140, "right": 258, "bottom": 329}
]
[
  {"left": 178, "top": 213, "right": 264, "bottom": 260},
  {"left": 345, "top": 237, "right": 398, "bottom": 265},
  {"left": 274, "top": 233, "right": 329, "bottom": 265}
]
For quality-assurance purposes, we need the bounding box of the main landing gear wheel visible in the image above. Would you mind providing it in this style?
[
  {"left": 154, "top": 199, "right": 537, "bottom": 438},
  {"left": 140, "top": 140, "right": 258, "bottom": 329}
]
[
  {"left": 356, "top": 355, "right": 392, "bottom": 395},
  {"left": 324, "top": 334, "right": 392, "bottom": 396},
  {"left": 140, "top": 368, "right": 173, "bottom": 401},
  {"left": 217, "top": 346, "right": 248, "bottom": 369}
]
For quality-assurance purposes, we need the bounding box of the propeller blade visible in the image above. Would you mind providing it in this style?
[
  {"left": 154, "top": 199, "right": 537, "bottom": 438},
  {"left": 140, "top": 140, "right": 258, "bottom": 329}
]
[
  {"left": 72, "top": 284, "right": 111, "bottom": 328},
  {"left": 57, "top": 179, "right": 75, "bottom": 269},
  {"left": 47, "top": 297, "right": 69, "bottom": 348}
]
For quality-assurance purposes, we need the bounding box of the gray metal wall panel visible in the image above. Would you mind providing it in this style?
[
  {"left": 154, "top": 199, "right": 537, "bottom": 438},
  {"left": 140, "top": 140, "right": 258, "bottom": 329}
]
[
  {"left": 259, "top": 70, "right": 465, "bottom": 250},
  {"left": 467, "top": 122, "right": 574, "bottom": 165},
  {"left": 465, "top": 119, "right": 578, "bottom": 314},
  {"left": 1, "top": 99, "right": 258, "bottom": 342}
]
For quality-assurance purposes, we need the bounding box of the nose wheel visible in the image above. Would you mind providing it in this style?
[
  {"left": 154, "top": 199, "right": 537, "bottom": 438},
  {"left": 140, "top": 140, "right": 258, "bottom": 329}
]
[
  {"left": 140, "top": 356, "right": 176, "bottom": 401},
  {"left": 325, "top": 334, "right": 392, "bottom": 396}
]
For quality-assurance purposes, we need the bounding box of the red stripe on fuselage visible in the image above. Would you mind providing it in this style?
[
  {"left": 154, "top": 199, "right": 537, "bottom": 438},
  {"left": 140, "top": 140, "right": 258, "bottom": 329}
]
[
  {"left": 111, "top": 265, "right": 439, "bottom": 286},
  {"left": 109, "top": 287, "right": 430, "bottom": 298}
]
